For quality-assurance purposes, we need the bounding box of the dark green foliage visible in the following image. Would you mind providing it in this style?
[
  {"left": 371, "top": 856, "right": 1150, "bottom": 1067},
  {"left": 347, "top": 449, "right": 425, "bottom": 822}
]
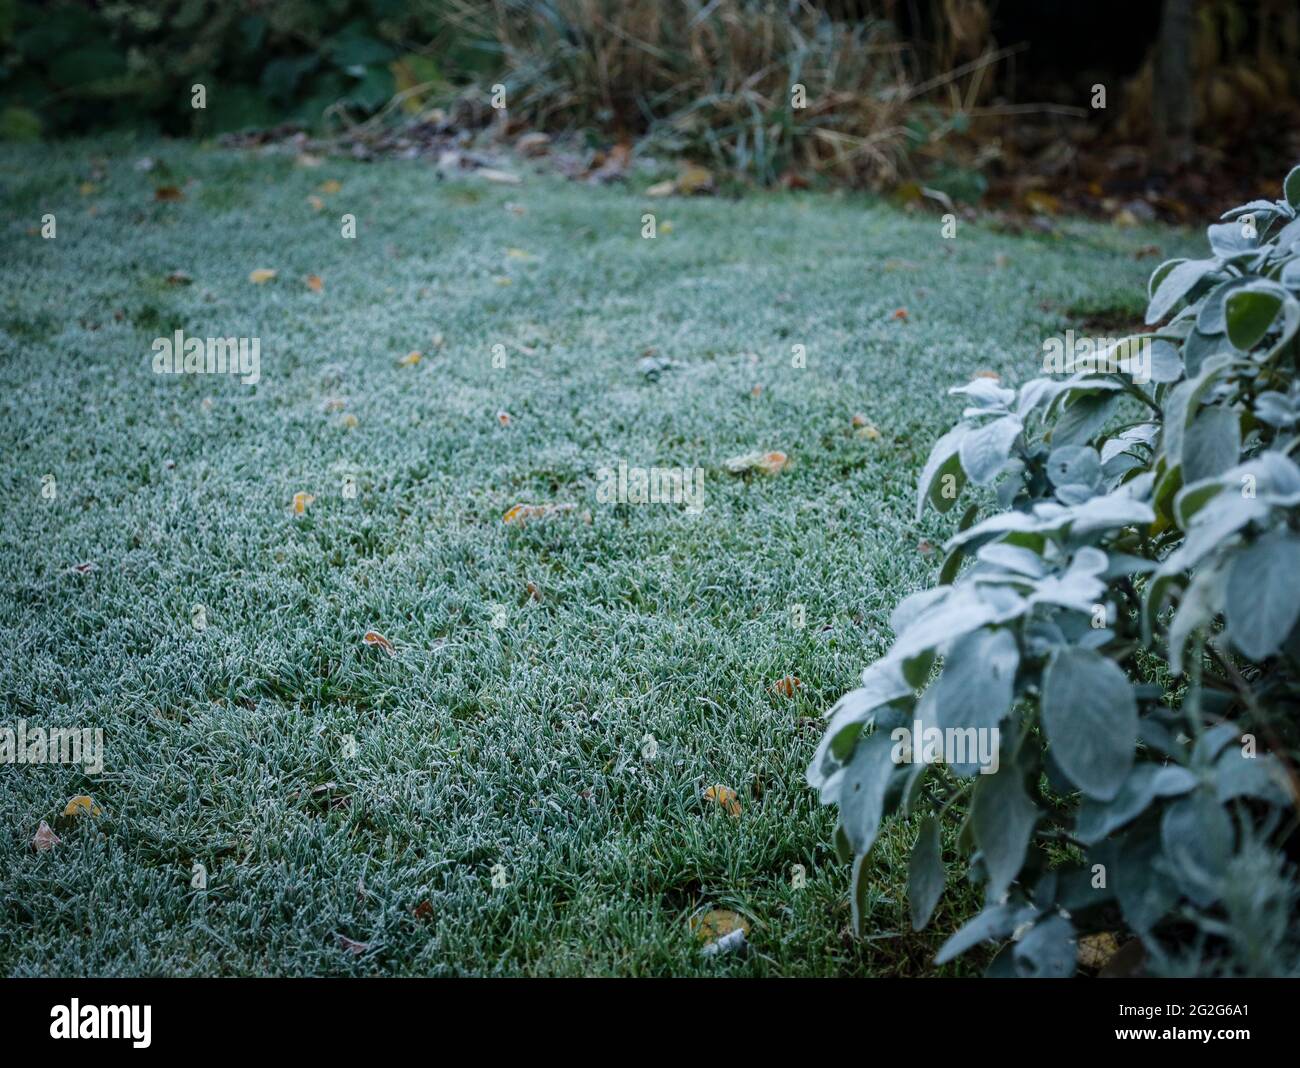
[{"left": 0, "top": 0, "right": 492, "bottom": 137}]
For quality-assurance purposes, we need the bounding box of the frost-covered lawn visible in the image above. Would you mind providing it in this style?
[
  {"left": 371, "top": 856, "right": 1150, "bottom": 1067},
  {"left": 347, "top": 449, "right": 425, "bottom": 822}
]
[{"left": 0, "top": 139, "right": 1186, "bottom": 976}]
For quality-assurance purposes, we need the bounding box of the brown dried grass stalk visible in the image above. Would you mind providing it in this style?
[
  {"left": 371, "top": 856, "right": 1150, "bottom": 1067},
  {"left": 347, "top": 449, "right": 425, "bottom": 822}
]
[{"left": 443, "top": 0, "right": 986, "bottom": 187}]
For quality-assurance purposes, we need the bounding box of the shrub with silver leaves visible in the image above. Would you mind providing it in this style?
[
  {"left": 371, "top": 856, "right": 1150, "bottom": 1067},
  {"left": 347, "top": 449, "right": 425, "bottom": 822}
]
[{"left": 809, "top": 165, "right": 1300, "bottom": 977}]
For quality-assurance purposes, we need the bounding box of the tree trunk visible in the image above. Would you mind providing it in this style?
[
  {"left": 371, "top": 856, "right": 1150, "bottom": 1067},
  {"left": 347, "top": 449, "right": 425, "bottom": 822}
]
[{"left": 1152, "top": 0, "right": 1195, "bottom": 173}]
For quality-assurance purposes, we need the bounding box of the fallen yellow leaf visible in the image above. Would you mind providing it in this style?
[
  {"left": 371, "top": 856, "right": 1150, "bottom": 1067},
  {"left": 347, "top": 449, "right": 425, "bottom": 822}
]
[
  {"left": 318, "top": 179, "right": 342, "bottom": 195},
  {"left": 505, "top": 248, "right": 535, "bottom": 260},
  {"left": 1078, "top": 932, "right": 1121, "bottom": 970},
  {"left": 306, "top": 274, "right": 323, "bottom": 293},
  {"left": 63, "top": 795, "right": 102, "bottom": 818},
  {"left": 1023, "top": 189, "right": 1060, "bottom": 215},
  {"left": 692, "top": 908, "right": 750, "bottom": 942},
  {"left": 398, "top": 351, "right": 422, "bottom": 366},
  {"left": 340, "top": 413, "right": 359, "bottom": 429},
  {"left": 675, "top": 164, "right": 714, "bottom": 195},
  {"left": 249, "top": 268, "right": 277, "bottom": 284},
  {"left": 703, "top": 784, "right": 741, "bottom": 816},
  {"left": 292, "top": 491, "right": 315, "bottom": 515}
]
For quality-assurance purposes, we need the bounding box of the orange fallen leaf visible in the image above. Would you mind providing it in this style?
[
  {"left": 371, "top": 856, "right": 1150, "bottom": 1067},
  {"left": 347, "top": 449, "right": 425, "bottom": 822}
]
[
  {"left": 724, "top": 450, "right": 787, "bottom": 475},
  {"left": 973, "top": 370, "right": 1001, "bottom": 380},
  {"left": 850, "top": 413, "right": 882, "bottom": 438},
  {"left": 249, "top": 268, "right": 277, "bottom": 284},
  {"left": 398, "top": 351, "right": 422, "bottom": 366},
  {"left": 306, "top": 274, "right": 323, "bottom": 293},
  {"left": 307, "top": 195, "right": 325, "bottom": 212},
  {"left": 292, "top": 491, "right": 315, "bottom": 515},
  {"left": 526, "top": 581, "right": 542, "bottom": 602},
  {"left": 502, "top": 502, "right": 575, "bottom": 525},
  {"left": 771, "top": 676, "right": 802, "bottom": 698},
  {"left": 154, "top": 185, "right": 184, "bottom": 202},
  {"left": 750, "top": 384, "right": 763, "bottom": 399},
  {"left": 362, "top": 630, "right": 395, "bottom": 656},
  {"left": 703, "top": 784, "right": 742, "bottom": 817},
  {"left": 412, "top": 900, "right": 435, "bottom": 922},
  {"left": 892, "top": 308, "right": 909, "bottom": 321},
  {"left": 64, "top": 795, "right": 102, "bottom": 818},
  {"left": 496, "top": 410, "right": 511, "bottom": 426},
  {"left": 32, "top": 820, "right": 61, "bottom": 851}
]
